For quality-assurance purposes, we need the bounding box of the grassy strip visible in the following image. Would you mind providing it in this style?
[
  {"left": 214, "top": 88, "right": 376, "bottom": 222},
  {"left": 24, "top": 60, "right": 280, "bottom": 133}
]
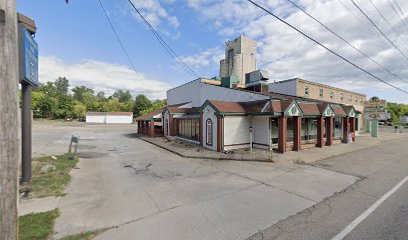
[
  {"left": 61, "top": 229, "right": 107, "bottom": 240},
  {"left": 19, "top": 209, "right": 60, "bottom": 240},
  {"left": 20, "top": 154, "right": 78, "bottom": 198}
]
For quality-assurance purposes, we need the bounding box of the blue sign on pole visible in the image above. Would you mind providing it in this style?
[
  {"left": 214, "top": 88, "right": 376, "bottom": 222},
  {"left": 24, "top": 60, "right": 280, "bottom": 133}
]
[{"left": 19, "top": 24, "right": 39, "bottom": 87}]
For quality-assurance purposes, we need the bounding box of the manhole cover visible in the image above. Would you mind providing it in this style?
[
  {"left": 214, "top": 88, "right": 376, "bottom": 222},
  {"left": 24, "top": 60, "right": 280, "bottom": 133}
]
[{"left": 77, "top": 152, "right": 107, "bottom": 159}]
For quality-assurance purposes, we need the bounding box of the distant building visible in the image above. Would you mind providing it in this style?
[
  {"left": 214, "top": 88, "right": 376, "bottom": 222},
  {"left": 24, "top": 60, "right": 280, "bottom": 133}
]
[
  {"left": 269, "top": 78, "right": 366, "bottom": 132},
  {"left": 401, "top": 114, "right": 408, "bottom": 123},
  {"left": 86, "top": 112, "right": 133, "bottom": 124},
  {"left": 220, "top": 36, "right": 257, "bottom": 85},
  {"left": 136, "top": 35, "right": 364, "bottom": 154}
]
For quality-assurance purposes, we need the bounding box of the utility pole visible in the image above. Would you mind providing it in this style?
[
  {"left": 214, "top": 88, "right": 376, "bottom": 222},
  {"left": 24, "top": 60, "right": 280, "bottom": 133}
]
[{"left": 0, "top": 0, "right": 19, "bottom": 239}]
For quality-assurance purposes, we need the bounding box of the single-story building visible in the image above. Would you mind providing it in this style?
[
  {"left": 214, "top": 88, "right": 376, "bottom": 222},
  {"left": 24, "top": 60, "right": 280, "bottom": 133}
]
[
  {"left": 86, "top": 112, "right": 133, "bottom": 124},
  {"left": 136, "top": 96, "right": 357, "bottom": 154}
]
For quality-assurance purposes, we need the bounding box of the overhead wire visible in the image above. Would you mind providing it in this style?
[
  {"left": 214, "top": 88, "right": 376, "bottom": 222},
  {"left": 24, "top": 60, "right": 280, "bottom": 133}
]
[
  {"left": 283, "top": 0, "right": 404, "bottom": 81},
  {"left": 247, "top": 0, "right": 408, "bottom": 94},
  {"left": 349, "top": 0, "right": 408, "bottom": 63},
  {"left": 367, "top": 0, "right": 400, "bottom": 37},
  {"left": 126, "top": 0, "right": 199, "bottom": 78},
  {"left": 97, "top": 0, "right": 138, "bottom": 73}
]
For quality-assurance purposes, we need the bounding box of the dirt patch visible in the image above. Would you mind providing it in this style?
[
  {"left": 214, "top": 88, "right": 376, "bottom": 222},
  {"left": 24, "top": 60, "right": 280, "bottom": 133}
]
[{"left": 77, "top": 152, "right": 107, "bottom": 159}]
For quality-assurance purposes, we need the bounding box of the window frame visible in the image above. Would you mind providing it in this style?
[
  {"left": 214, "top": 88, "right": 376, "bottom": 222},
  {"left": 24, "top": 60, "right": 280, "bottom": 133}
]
[
  {"left": 206, "top": 118, "right": 213, "bottom": 146},
  {"left": 319, "top": 88, "right": 324, "bottom": 98},
  {"left": 304, "top": 86, "right": 309, "bottom": 96}
]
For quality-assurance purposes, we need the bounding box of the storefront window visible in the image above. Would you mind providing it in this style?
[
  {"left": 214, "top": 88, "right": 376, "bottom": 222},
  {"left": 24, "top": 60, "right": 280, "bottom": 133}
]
[
  {"left": 271, "top": 118, "right": 279, "bottom": 144},
  {"left": 287, "top": 118, "right": 293, "bottom": 142},
  {"left": 301, "top": 118, "right": 317, "bottom": 141},
  {"left": 176, "top": 118, "right": 200, "bottom": 142},
  {"left": 334, "top": 118, "right": 343, "bottom": 139}
]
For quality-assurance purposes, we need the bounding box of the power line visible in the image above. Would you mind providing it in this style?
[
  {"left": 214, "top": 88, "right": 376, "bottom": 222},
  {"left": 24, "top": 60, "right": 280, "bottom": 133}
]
[
  {"left": 367, "top": 0, "right": 400, "bottom": 37},
  {"left": 98, "top": 0, "right": 139, "bottom": 73},
  {"left": 349, "top": 0, "right": 408, "bottom": 64},
  {"left": 126, "top": 0, "right": 198, "bottom": 78},
  {"left": 283, "top": 0, "right": 405, "bottom": 82},
  {"left": 247, "top": 0, "right": 408, "bottom": 94},
  {"left": 388, "top": 0, "right": 408, "bottom": 30}
]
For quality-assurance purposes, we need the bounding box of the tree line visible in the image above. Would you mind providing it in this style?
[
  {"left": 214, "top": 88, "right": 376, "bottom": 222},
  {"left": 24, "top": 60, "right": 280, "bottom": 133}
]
[
  {"left": 30, "top": 77, "right": 166, "bottom": 119},
  {"left": 387, "top": 102, "right": 408, "bottom": 123}
]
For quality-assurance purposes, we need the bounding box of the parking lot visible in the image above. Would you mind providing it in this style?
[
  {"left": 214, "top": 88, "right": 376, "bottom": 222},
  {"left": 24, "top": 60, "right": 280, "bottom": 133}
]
[{"left": 31, "top": 122, "right": 359, "bottom": 239}]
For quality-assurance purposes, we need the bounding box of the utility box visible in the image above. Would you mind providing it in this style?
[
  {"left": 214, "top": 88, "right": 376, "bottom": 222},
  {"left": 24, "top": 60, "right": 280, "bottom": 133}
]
[
  {"left": 245, "top": 69, "right": 269, "bottom": 84},
  {"left": 221, "top": 75, "right": 240, "bottom": 88}
]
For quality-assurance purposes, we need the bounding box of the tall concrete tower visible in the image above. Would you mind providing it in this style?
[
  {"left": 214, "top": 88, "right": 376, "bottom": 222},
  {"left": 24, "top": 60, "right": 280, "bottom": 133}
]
[{"left": 219, "top": 36, "right": 257, "bottom": 84}]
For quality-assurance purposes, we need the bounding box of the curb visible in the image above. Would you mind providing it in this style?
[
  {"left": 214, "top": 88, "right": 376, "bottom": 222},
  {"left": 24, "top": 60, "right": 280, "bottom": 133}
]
[{"left": 137, "top": 137, "right": 272, "bottom": 163}]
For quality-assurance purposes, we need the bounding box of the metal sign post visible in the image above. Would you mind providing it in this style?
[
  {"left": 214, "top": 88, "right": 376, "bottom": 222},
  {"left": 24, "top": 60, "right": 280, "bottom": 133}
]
[
  {"left": 68, "top": 135, "right": 80, "bottom": 159},
  {"left": 18, "top": 14, "right": 38, "bottom": 183}
]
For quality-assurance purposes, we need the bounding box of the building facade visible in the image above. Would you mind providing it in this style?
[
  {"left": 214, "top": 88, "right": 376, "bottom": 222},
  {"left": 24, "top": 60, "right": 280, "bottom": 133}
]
[
  {"left": 269, "top": 78, "right": 366, "bottom": 132},
  {"left": 86, "top": 112, "right": 133, "bottom": 124},
  {"left": 220, "top": 36, "right": 257, "bottom": 85},
  {"left": 136, "top": 35, "right": 365, "bottom": 154}
]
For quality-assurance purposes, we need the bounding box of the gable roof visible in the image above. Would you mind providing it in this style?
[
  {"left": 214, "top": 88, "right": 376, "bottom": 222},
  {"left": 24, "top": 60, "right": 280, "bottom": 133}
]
[{"left": 135, "top": 108, "right": 164, "bottom": 121}]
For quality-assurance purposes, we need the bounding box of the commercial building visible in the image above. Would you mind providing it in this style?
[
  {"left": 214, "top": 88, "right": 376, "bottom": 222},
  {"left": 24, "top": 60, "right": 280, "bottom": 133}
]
[
  {"left": 269, "top": 78, "right": 366, "bottom": 132},
  {"left": 86, "top": 112, "right": 133, "bottom": 124},
  {"left": 136, "top": 35, "right": 364, "bottom": 154}
]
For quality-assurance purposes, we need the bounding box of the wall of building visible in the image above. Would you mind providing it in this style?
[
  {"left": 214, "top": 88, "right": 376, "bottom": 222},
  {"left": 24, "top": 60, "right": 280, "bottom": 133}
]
[
  {"left": 167, "top": 80, "right": 269, "bottom": 108},
  {"left": 268, "top": 80, "right": 298, "bottom": 96},
  {"left": 105, "top": 115, "right": 132, "bottom": 124},
  {"left": 166, "top": 79, "right": 201, "bottom": 106},
  {"left": 202, "top": 105, "right": 218, "bottom": 151},
  {"left": 223, "top": 116, "right": 251, "bottom": 151},
  {"left": 199, "top": 83, "right": 269, "bottom": 107},
  {"left": 296, "top": 80, "right": 366, "bottom": 107},
  {"left": 253, "top": 116, "right": 270, "bottom": 150},
  {"left": 86, "top": 115, "right": 105, "bottom": 123}
]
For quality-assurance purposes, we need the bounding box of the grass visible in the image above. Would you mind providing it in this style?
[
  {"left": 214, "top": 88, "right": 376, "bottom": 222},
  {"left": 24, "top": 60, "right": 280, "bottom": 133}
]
[
  {"left": 20, "top": 154, "right": 79, "bottom": 199},
  {"left": 19, "top": 209, "right": 60, "bottom": 240},
  {"left": 61, "top": 229, "right": 107, "bottom": 240}
]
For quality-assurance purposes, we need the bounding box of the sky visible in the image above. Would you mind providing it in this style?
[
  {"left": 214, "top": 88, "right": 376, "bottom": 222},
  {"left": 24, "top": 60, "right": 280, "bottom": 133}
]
[{"left": 16, "top": 0, "right": 408, "bottom": 103}]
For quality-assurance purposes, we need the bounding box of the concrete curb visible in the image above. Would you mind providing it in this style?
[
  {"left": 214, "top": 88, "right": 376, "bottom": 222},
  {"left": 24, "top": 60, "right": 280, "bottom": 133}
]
[{"left": 137, "top": 136, "right": 273, "bottom": 162}]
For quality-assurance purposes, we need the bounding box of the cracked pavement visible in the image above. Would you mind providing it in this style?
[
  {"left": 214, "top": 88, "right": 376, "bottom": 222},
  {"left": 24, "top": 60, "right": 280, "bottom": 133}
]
[{"left": 32, "top": 123, "right": 357, "bottom": 240}]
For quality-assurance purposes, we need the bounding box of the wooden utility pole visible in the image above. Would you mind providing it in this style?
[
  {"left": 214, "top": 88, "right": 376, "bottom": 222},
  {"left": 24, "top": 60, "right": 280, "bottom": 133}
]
[{"left": 0, "top": 0, "right": 19, "bottom": 239}]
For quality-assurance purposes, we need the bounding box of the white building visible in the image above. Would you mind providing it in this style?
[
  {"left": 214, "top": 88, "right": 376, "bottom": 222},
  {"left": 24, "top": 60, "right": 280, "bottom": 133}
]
[
  {"left": 86, "top": 112, "right": 133, "bottom": 124},
  {"left": 136, "top": 35, "right": 362, "bottom": 154}
]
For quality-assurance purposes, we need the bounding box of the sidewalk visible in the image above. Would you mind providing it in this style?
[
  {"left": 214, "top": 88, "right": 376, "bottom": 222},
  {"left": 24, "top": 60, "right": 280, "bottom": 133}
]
[{"left": 137, "top": 131, "right": 408, "bottom": 165}]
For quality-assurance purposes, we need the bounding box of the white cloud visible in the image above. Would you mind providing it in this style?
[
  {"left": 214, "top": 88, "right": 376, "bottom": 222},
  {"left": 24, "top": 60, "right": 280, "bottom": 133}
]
[
  {"left": 39, "top": 56, "right": 171, "bottom": 99},
  {"left": 129, "top": 0, "right": 179, "bottom": 30},
  {"left": 183, "top": 0, "right": 408, "bottom": 97},
  {"left": 181, "top": 47, "right": 224, "bottom": 70}
]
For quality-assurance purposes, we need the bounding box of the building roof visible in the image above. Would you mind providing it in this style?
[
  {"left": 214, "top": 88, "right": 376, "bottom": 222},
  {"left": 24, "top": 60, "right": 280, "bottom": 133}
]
[
  {"left": 166, "top": 107, "right": 200, "bottom": 114},
  {"left": 87, "top": 112, "right": 133, "bottom": 116},
  {"left": 298, "top": 102, "right": 321, "bottom": 115},
  {"left": 135, "top": 108, "right": 164, "bottom": 121}
]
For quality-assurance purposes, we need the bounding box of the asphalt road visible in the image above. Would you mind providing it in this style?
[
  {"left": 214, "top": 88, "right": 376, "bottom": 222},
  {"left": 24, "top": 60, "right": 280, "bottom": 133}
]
[{"left": 246, "top": 136, "right": 408, "bottom": 240}]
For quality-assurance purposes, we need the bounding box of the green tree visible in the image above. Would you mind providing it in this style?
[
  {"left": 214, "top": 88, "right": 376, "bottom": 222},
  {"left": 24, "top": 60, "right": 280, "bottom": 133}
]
[
  {"left": 96, "top": 91, "right": 107, "bottom": 102},
  {"left": 72, "top": 86, "right": 94, "bottom": 102},
  {"left": 35, "top": 81, "right": 57, "bottom": 97},
  {"left": 31, "top": 91, "right": 46, "bottom": 110},
  {"left": 54, "top": 77, "right": 69, "bottom": 95},
  {"left": 54, "top": 95, "right": 74, "bottom": 118},
  {"left": 38, "top": 95, "right": 57, "bottom": 118},
  {"left": 112, "top": 90, "right": 132, "bottom": 103},
  {"left": 102, "top": 98, "right": 121, "bottom": 112},
  {"left": 72, "top": 101, "right": 87, "bottom": 118},
  {"left": 133, "top": 94, "right": 152, "bottom": 117},
  {"left": 140, "top": 99, "right": 167, "bottom": 116}
]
